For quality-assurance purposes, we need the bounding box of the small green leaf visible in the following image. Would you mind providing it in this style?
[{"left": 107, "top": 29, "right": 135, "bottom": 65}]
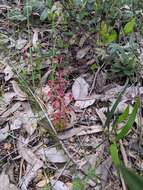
[
  {"left": 123, "top": 17, "right": 136, "bottom": 35},
  {"left": 120, "top": 165, "right": 143, "bottom": 190},
  {"left": 116, "top": 105, "right": 130, "bottom": 124},
  {"left": 90, "top": 64, "right": 96, "bottom": 71},
  {"left": 100, "top": 22, "right": 108, "bottom": 37},
  {"left": 40, "top": 8, "right": 48, "bottom": 21},
  {"left": 8, "top": 10, "right": 26, "bottom": 21},
  {"left": 116, "top": 97, "right": 139, "bottom": 141},
  {"left": 105, "top": 30, "right": 117, "bottom": 43},
  {"left": 110, "top": 142, "right": 120, "bottom": 167}
]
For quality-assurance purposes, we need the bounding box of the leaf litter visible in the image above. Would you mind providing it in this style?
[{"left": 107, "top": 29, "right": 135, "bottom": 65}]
[{"left": 0, "top": 2, "right": 143, "bottom": 189}]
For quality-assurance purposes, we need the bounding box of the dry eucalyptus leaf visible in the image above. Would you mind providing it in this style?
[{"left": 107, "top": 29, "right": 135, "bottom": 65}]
[
  {"left": 0, "top": 171, "right": 18, "bottom": 190},
  {"left": 36, "top": 179, "right": 49, "bottom": 188},
  {"left": 10, "top": 118, "right": 23, "bottom": 130},
  {"left": 1, "top": 102, "right": 22, "bottom": 118},
  {"left": 58, "top": 124, "right": 103, "bottom": 140},
  {"left": 95, "top": 108, "right": 106, "bottom": 124},
  {"left": 18, "top": 136, "right": 43, "bottom": 190},
  {"left": 17, "top": 136, "right": 43, "bottom": 166},
  {"left": 36, "top": 147, "right": 67, "bottom": 163},
  {"left": 0, "top": 116, "right": 7, "bottom": 125},
  {"left": 72, "top": 76, "right": 89, "bottom": 100},
  {"left": 72, "top": 76, "right": 96, "bottom": 108},
  {"left": 51, "top": 180, "right": 69, "bottom": 190},
  {"left": 74, "top": 98, "right": 95, "bottom": 109},
  {"left": 4, "top": 65, "right": 13, "bottom": 81},
  {"left": 3, "top": 92, "right": 17, "bottom": 105},
  {"left": 22, "top": 108, "right": 37, "bottom": 135},
  {"left": 83, "top": 85, "right": 143, "bottom": 103},
  {"left": 11, "top": 80, "right": 27, "bottom": 100},
  {"left": 94, "top": 71, "right": 106, "bottom": 93},
  {"left": 76, "top": 46, "right": 90, "bottom": 59},
  {"left": 32, "top": 29, "right": 39, "bottom": 48},
  {"left": 11, "top": 102, "right": 37, "bottom": 135},
  {"left": 96, "top": 157, "right": 112, "bottom": 189},
  {"left": 19, "top": 163, "right": 43, "bottom": 190},
  {"left": 77, "top": 124, "right": 103, "bottom": 136},
  {"left": 0, "top": 124, "right": 9, "bottom": 142},
  {"left": 15, "top": 39, "right": 27, "bottom": 50}
]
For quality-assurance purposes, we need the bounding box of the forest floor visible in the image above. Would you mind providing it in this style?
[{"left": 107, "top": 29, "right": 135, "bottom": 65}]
[{"left": 0, "top": 1, "right": 143, "bottom": 190}]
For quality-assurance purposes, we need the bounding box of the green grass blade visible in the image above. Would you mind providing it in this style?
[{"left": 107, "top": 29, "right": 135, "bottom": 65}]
[
  {"left": 120, "top": 165, "right": 143, "bottom": 190},
  {"left": 116, "top": 97, "right": 139, "bottom": 141},
  {"left": 116, "top": 105, "right": 130, "bottom": 124},
  {"left": 110, "top": 142, "right": 120, "bottom": 167},
  {"left": 103, "top": 79, "right": 129, "bottom": 128}
]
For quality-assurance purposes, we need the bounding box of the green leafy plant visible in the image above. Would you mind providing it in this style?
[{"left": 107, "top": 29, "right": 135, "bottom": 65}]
[
  {"left": 109, "top": 96, "right": 139, "bottom": 143},
  {"left": 123, "top": 17, "right": 136, "bottom": 35},
  {"left": 110, "top": 142, "right": 120, "bottom": 167},
  {"left": 116, "top": 97, "right": 139, "bottom": 141},
  {"left": 8, "top": 0, "right": 57, "bottom": 23},
  {"left": 107, "top": 95, "right": 140, "bottom": 188},
  {"left": 72, "top": 178, "right": 85, "bottom": 190},
  {"left": 100, "top": 21, "right": 117, "bottom": 43},
  {"left": 109, "top": 43, "right": 139, "bottom": 78},
  {"left": 8, "top": 9, "right": 27, "bottom": 21},
  {"left": 72, "top": 167, "right": 96, "bottom": 190},
  {"left": 120, "top": 165, "right": 143, "bottom": 190}
]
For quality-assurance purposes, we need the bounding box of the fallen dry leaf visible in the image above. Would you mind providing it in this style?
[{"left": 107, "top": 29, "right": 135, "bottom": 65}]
[
  {"left": 95, "top": 108, "right": 106, "bottom": 124},
  {"left": 3, "top": 92, "right": 17, "bottom": 105},
  {"left": 0, "top": 171, "right": 18, "bottom": 190},
  {"left": 1, "top": 102, "right": 37, "bottom": 135},
  {"left": 76, "top": 46, "right": 90, "bottom": 59},
  {"left": 11, "top": 80, "right": 27, "bottom": 100},
  {"left": 94, "top": 71, "right": 106, "bottom": 93},
  {"left": 18, "top": 136, "right": 43, "bottom": 190},
  {"left": 58, "top": 124, "right": 103, "bottom": 140},
  {"left": 10, "top": 118, "right": 23, "bottom": 130},
  {"left": 0, "top": 124, "right": 9, "bottom": 142},
  {"left": 32, "top": 29, "right": 39, "bottom": 48},
  {"left": 3, "top": 65, "right": 13, "bottom": 81},
  {"left": 72, "top": 76, "right": 96, "bottom": 108},
  {"left": 15, "top": 38, "right": 27, "bottom": 50},
  {"left": 51, "top": 179, "right": 69, "bottom": 190},
  {"left": 96, "top": 157, "right": 112, "bottom": 189},
  {"left": 74, "top": 98, "right": 95, "bottom": 109},
  {"left": 36, "top": 178, "right": 49, "bottom": 188},
  {"left": 20, "top": 103, "right": 37, "bottom": 135},
  {"left": 36, "top": 146, "right": 67, "bottom": 163},
  {"left": 72, "top": 76, "right": 89, "bottom": 100}
]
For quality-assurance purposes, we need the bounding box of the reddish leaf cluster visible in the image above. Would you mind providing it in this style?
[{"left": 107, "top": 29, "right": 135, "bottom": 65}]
[{"left": 47, "top": 72, "right": 73, "bottom": 129}]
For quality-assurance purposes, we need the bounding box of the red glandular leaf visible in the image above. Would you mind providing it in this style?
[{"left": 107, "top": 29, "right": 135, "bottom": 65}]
[{"left": 52, "top": 99, "right": 61, "bottom": 109}]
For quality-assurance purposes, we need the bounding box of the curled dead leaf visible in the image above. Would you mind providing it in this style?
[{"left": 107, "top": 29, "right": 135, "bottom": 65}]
[
  {"left": 76, "top": 46, "right": 90, "bottom": 59},
  {"left": 36, "top": 178, "right": 49, "bottom": 188},
  {"left": 72, "top": 76, "right": 89, "bottom": 100},
  {"left": 4, "top": 65, "right": 13, "bottom": 81},
  {"left": 36, "top": 146, "right": 67, "bottom": 163}
]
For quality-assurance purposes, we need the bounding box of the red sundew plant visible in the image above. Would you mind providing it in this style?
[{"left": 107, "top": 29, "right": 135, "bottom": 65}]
[{"left": 47, "top": 71, "right": 73, "bottom": 129}]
